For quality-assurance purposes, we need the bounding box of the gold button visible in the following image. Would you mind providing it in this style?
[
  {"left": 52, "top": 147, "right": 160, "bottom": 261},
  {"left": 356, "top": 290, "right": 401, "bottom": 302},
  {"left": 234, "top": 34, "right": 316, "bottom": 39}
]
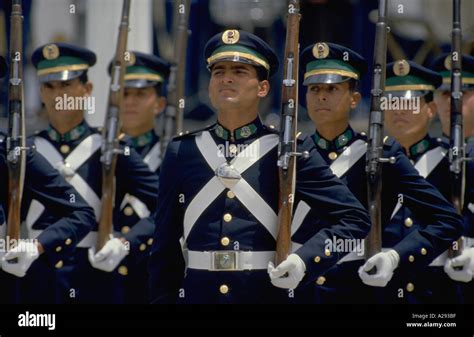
[
  {"left": 55, "top": 246, "right": 62, "bottom": 253},
  {"left": 118, "top": 266, "right": 128, "bottom": 276},
  {"left": 406, "top": 282, "right": 415, "bottom": 292},
  {"left": 139, "top": 243, "right": 147, "bottom": 251},
  {"left": 408, "top": 255, "right": 415, "bottom": 262},
  {"left": 325, "top": 249, "right": 331, "bottom": 257},
  {"left": 229, "top": 144, "right": 238, "bottom": 154},
  {"left": 404, "top": 217, "right": 413, "bottom": 228},
  {"left": 223, "top": 213, "right": 232, "bottom": 222},
  {"left": 221, "top": 237, "right": 230, "bottom": 246},
  {"left": 420, "top": 248, "right": 427, "bottom": 255},
  {"left": 219, "top": 284, "right": 229, "bottom": 294},
  {"left": 147, "top": 238, "right": 153, "bottom": 245},
  {"left": 65, "top": 238, "right": 72, "bottom": 245},
  {"left": 314, "top": 256, "right": 321, "bottom": 263},
  {"left": 316, "top": 276, "right": 326, "bottom": 285},
  {"left": 328, "top": 152, "right": 338, "bottom": 160},
  {"left": 55, "top": 260, "right": 63, "bottom": 269},
  {"left": 226, "top": 190, "right": 235, "bottom": 199},
  {"left": 60, "top": 144, "right": 70, "bottom": 154},
  {"left": 121, "top": 226, "right": 130, "bottom": 234},
  {"left": 123, "top": 206, "right": 134, "bottom": 216}
]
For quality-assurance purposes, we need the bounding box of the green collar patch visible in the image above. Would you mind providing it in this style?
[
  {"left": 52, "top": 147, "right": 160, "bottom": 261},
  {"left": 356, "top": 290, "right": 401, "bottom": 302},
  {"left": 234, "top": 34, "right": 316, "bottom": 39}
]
[
  {"left": 214, "top": 120, "right": 260, "bottom": 141},
  {"left": 131, "top": 130, "right": 154, "bottom": 147},
  {"left": 312, "top": 127, "right": 354, "bottom": 151},
  {"left": 409, "top": 137, "right": 430, "bottom": 157},
  {"left": 47, "top": 122, "right": 87, "bottom": 142}
]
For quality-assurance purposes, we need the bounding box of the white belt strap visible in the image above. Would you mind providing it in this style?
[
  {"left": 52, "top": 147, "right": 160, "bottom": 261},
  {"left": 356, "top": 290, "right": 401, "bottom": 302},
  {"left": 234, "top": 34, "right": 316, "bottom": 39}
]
[
  {"left": 34, "top": 136, "right": 102, "bottom": 221},
  {"left": 120, "top": 193, "right": 151, "bottom": 219},
  {"left": 144, "top": 142, "right": 162, "bottom": 172},
  {"left": 291, "top": 201, "right": 311, "bottom": 236},
  {"left": 390, "top": 146, "right": 447, "bottom": 219},
  {"left": 183, "top": 131, "right": 279, "bottom": 241},
  {"left": 187, "top": 250, "right": 274, "bottom": 270},
  {"left": 329, "top": 139, "right": 367, "bottom": 178}
]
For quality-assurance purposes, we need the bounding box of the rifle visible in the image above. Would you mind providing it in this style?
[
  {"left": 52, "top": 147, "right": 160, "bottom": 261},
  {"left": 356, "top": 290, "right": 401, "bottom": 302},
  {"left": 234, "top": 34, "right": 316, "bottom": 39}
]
[
  {"left": 365, "top": 0, "right": 393, "bottom": 261},
  {"left": 161, "top": 0, "right": 191, "bottom": 158},
  {"left": 448, "top": 0, "right": 465, "bottom": 258},
  {"left": 97, "top": 0, "right": 131, "bottom": 251},
  {"left": 275, "top": 0, "right": 303, "bottom": 265},
  {"left": 6, "top": 0, "right": 26, "bottom": 246}
]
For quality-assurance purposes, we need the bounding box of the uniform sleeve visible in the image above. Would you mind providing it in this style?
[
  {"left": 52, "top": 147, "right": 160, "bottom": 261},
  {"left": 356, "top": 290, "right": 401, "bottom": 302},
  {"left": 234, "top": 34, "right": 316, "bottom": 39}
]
[
  {"left": 116, "top": 147, "right": 159, "bottom": 260},
  {"left": 385, "top": 142, "right": 464, "bottom": 269},
  {"left": 25, "top": 149, "right": 96, "bottom": 266},
  {"left": 293, "top": 137, "right": 371, "bottom": 285},
  {"left": 463, "top": 148, "right": 474, "bottom": 239},
  {"left": 148, "top": 141, "right": 185, "bottom": 304}
]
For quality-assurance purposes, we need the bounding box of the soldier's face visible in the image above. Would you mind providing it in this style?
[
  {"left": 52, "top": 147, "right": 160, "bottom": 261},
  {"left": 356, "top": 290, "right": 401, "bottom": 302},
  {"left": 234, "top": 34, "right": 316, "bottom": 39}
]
[
  {"left": 123, "top": 87, "right": 165, "bottom": 133},
  {"left": 385, "top": 98, "right": 436, "bottom": 141},
  {"left": 434, "top": 89, "right": 474, "bottom": 137},
  {"left": 40, "top": 78, "right": 93, "bottom": 119},
  {"left": 209, "top": 62, "right": 269, "bottom": 111},
  {"left": 306, "top": 82, "right": 360, "bottom": 128}
]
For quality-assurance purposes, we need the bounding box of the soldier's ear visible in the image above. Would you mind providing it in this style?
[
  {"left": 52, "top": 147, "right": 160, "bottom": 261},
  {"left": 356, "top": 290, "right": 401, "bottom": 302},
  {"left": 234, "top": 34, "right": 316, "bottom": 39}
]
[
  {"left": 155, "top": 96, "right": 167, "bottom": 117},
  {"left": 257, "top": 80, "right": 270, "bottom": 98},
  {"left": 426, "top": 101, "right": 437, "bottom": 120},
  {"left": 350, "top": 91, "right": 361, "bottom": 109},
  {"left": 84, "top": 81, "right": 93, "bottom": 96}
]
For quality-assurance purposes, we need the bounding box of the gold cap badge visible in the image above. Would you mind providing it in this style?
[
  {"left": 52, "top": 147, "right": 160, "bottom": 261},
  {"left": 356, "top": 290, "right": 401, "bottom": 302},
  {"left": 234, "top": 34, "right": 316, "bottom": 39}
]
[
  {"left": 222, "top": 30, "right": 240, "bottom": 45},
  {"left": 393, "top": 59, "right": 410, "bottom": 76},
  {"left": 444, "top": 55, "right": 452, "bottom": 70},
  {"left": 43, "top": 44, "right": 60, "bottom": 60},
  {"left": 312, "top": 42, "right": 330, "bottom": 59},
  {"left": 126, "top": 51, "right": 136, "bottom": 66}
]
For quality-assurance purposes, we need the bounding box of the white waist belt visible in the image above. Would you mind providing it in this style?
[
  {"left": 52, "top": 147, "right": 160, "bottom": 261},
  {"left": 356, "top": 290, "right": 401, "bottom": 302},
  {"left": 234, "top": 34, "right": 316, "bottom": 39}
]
[{"left": 186, "top": 250, "right": 274, "bottom": 271}]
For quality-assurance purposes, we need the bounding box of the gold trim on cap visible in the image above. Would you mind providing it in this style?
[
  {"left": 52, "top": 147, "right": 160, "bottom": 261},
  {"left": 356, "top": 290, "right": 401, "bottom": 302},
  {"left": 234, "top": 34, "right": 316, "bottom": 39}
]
[
  {"left": 207, "top": 51, "right": 270, "bottom": 70},
  {"left": 221, "top": 30, "right": 240, "bottom": 44},
  {"left": 124, "top": 73, "right": 164, "bottom": 82},
  {"left": 393, "top": 60, "right": 410, "bottom": 76},
  {"left": 43, "top": 44, "right": 60, "bottom": 60},
  {"left": 444, "top": 55, "right": 452, "bottom": 70},
  {"left": 37, "top": 64, "right": 89, "bottom": 77},
  {"left": 312, "top": 42, "right": 330, "bottom": 59},
  {"left": 304, "top": 69, "right": 359, "bottom": 80},
  {"left": 442, "top": 77, "right": 474, "bottom": 84},
  {"left": 385, "top": 84, "right": 435, "bottom": 91}
]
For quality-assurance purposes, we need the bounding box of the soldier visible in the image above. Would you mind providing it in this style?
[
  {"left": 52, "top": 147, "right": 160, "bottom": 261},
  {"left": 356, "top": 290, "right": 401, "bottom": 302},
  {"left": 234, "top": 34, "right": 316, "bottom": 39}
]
[
  {"left": 430, "top": 54, "right": 474, "bottom": 301},
  {"left": 148, "top": 30, "right": 373, "bottom": 304},
  {"left": 111, "top": 51, "right": 169, "bottom": 303},
  {"left": 384, "top": 59, "right": 472, "bottom": 302},
  {"left": 0, "top": 56, "right": 96, "bottom": 304},
  {"left": 297, "top": 43, "right": 463, "bottom": 304},
  {"left": 29, "top": 43, "right": 159, "bottom": 303}
]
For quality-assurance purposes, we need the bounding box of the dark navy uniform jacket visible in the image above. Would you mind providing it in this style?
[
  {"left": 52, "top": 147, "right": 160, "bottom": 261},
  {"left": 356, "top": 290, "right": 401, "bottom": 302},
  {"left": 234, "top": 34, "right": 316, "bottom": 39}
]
[
  {"left": 30, "top": 121, "right": 158, "bottom": 303},
  {"left": 0, "top": 133, "right": 95, "bottom": 303},
  {"left": 0, "top": 133, "right": 95, "bottom": 265},
  {"left": 32, "top": 121, "right": 159, "bottom": 261},
  {"left": 148, "top": 117, "right": 371, "bottom": 304},
  {"left": 296, "top": 127, "right": 462, "bottom": 267}
]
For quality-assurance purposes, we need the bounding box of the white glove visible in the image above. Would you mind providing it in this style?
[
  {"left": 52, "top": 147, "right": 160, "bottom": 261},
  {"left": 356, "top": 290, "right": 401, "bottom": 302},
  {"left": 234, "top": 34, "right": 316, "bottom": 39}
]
[
  {"left": 88, "top": 238, "right": 129, "bottom": 272},
  {"left": 444, "top": 247, "right": 474, "bottom": 283},
  {"left": 267, "top": 254, "right": 306, "bottom": 289},
  {"left": 358, "top": 249, "right": 400, "bottom": 287},
  {"left": 1, "top": 241, "right": 40, "bottom": 277}
]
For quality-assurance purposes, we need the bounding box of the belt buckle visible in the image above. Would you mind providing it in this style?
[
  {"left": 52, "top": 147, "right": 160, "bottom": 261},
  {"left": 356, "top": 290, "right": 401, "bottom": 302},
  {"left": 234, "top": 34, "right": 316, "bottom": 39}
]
[{"left": 211, "top": 251, "right": 238, "bottom": 271}]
